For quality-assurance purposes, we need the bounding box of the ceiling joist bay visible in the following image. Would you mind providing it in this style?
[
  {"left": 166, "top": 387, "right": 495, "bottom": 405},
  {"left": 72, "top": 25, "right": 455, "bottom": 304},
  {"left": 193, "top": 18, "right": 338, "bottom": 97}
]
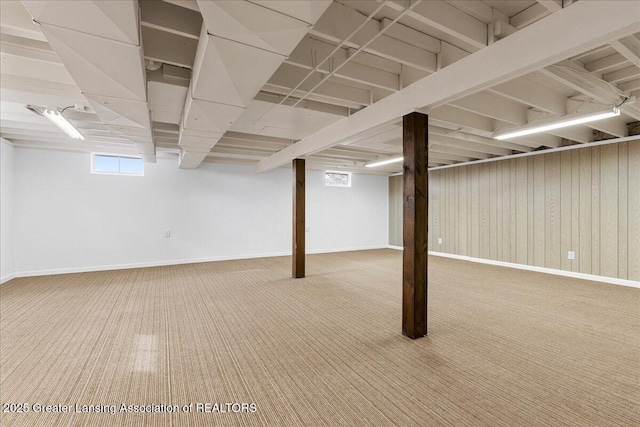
[{"left": 255, "top": 1, "right": 640, "bottom": 172}]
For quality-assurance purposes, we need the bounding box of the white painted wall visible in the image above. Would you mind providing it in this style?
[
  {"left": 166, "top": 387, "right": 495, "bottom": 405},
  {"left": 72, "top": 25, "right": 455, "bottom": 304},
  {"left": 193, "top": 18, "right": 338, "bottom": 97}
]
[
  {"left": 1, "top": 139, "right": 15, "bottom": 282},
  {"left": 307, "top": 172, "right": 388, "bottom": 252},
  {"left": 13, "top": 148, "right": 388, "bottom": 276}
]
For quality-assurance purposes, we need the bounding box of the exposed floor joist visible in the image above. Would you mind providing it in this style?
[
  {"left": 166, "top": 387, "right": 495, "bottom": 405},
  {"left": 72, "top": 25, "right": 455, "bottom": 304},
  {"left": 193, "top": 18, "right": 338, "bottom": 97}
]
[
  {"left": 610, "top": 35, "right": 640, "bottom": 69},
  {"left": 386, "top": 0, "right": 487, "bottom": 52},
  {"left": 255, "top": 1, "right": 640, "bottom": 172},
  {"left": 537, "top": 1, "right": 562, "bottom": 13},
  {"left": 489, "top": 78, "right": 567, "bottom": 116},
  {"left": 285, "top": 36, "right": 400, "bottom": 92},
  {"left": 309, "top": 2, "right": 437, "bottom": 72},
  {"left": 541, "top": 60, "right": 640, "bottom": 121},
  {"left": 428, "top": 126, "right": 532, "bottom": 153},
  {"left": 3, "top": 0, "right": 637, "bottom": 172}
]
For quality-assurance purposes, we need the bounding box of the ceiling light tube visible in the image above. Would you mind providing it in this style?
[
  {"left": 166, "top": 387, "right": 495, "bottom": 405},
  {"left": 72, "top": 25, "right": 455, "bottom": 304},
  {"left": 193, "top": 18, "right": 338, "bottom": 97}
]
[
  {"left": 43, "top": 108, "right": 85, "bottom": 140},
  {"left": 494, "top": 107, "right": 620, "bottom": 140},
  {"left": 365, "top": 156, "right": 403, "bottom": 168}
]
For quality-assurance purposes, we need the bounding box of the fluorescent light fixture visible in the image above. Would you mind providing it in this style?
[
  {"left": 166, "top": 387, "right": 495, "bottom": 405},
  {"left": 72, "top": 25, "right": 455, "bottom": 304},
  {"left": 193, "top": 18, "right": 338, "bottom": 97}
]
[
  {"left": 365, "top": 156, "right": 403, "bottom": 168},
  {"left": 494, "top": 107, "right": 620, "bottom": 140},
  {"left": 43, "top": 108, "right": 84, "bottom": 140}
]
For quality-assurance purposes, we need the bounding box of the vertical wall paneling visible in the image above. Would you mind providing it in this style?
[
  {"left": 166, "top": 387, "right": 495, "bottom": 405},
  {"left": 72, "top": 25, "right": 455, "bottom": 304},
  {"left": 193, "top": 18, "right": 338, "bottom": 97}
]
[
  {"left": 434, "top": 171, "right": 439, "bottom": 249},
  {"left": 571, "top": 149, "right": 580, "bottom": 272},
  {"left": 480, "top": 164, "right": 490, "bottom": 258},
  {"left": 471, "top": 165, "right": 480, "bottom": 257},
  {"left": 600, "top": 144, "right": 618, "bottom": 278},
  {"left": 618, "top": 142, "right": 628, "bottom": 279},
  {"left": 501, "top": 161, "right": 510, "bottom": 262},
  {"left": 627, "top": 142, "right": 639, "bottom": 281},
  {"left": 439, "top": 170, "right": 445, "bottom": 252},
  {"left": 491, "top": 162, "right": 502, "bottom": 259},
  {"left": 447, "top": 169, "right": 452, "bottom": 253},
  {"left": 560, "top": 150, "right": 572, "bottom": 271},
  {"left": 533, "top": 155, "right": 545, "bottom": 267},
  {"left": 489, "top": 162, "right": 497, "bottom": 260},
  {"left": 438, "top": 172, "right": 441, "bottom": 250},
  {"left": 445, "top": 169, "right": 457, "bottom": 253},
  {"left": 451, "top": 168, "right": 461, "bottom": 254},
  {"left": 439, "top": 170, "right": 445, "bottom": 251},
  {"left": 458, "top": 167, "right": 468, "bottom": 256},
  {"left": 515, "top": 157, "right": 528, "bottom": 264},
  {"left": 444, "top": 170, "right": 449, "bottom": 252},
  {"left": 390, "top": 140, "right": 639, "bottom": 281},
  {"left": 591, "top": 147, "right": 601, "bottom": 275},
  {"left": 467, "top": 166, "right": 473, "bottom": 256},
  {"left": 527, "top": 156, "right": 535, "bottom": 266},
  {"left": 442, "top": 170, "right": 447, "bottom": 251},
  {"left": 545, "top": 152, "right": 561, "bottom": 270},
  {"left": 509, "top": 159, "right": 517, "bottom": 263},
  {"left": 579, "top": 148, "right": 592, "bottom": 274}
]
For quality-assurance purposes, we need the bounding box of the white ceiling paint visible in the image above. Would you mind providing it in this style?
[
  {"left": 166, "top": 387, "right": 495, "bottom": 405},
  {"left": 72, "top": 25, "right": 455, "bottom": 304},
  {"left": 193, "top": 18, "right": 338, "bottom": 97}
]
[
  {"left": 255, "top": 1, "right": 640, "bottom": 172},
  {"left": 1, "top": 0, "right": 638, "bottom": 175}
]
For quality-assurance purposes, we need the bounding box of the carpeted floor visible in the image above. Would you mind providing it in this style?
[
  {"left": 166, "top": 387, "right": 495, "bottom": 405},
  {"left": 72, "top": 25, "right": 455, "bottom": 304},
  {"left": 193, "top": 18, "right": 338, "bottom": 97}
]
[{"left": 1, "top": 249, "right": 638, "bottom": 426}]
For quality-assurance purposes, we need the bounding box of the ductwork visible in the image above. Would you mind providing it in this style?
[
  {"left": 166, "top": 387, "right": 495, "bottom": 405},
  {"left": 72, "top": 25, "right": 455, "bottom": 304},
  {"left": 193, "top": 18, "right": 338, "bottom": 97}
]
[
  {"left": 21, "top": 0, "right": 156, "bottom": 162},
  {"left": 178, "top": 0, "right": 331, "bottom": 169}
]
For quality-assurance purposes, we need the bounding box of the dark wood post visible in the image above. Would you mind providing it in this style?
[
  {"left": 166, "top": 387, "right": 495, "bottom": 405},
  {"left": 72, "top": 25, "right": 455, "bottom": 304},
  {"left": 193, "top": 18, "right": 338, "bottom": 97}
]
[
  {"left": 402, "top": 112, "right": 428, "bottom": 339},
  {"left": 293, "top": 158, "right": 305, "bottom": 278}
]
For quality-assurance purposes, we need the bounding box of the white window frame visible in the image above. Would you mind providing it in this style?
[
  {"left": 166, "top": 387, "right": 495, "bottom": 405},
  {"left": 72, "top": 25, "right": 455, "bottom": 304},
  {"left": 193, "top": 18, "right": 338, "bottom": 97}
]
[
  {"left": 91, "top": 153, "right": 144, "bottom": 177},
  {"left": 325, "top": 170, "right": 352, "bottom": 187}
]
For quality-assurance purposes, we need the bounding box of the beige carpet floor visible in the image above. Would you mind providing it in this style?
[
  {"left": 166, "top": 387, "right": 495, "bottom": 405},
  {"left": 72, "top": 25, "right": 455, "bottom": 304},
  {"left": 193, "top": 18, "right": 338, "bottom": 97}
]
[{"left": 1, "top": 249, "right": 638, "bottom": 426}]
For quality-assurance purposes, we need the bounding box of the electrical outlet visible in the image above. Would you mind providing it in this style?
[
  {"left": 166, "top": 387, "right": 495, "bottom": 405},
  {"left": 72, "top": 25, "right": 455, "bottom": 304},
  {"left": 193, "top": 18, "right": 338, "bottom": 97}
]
[
  {"left": 165, "top": 230, "right": 171, "bottom": 238},
  {"left": 305, "top": 225, "right": 309, "bottom": 232},
  {"left": 438, "top": 238, "right": 442, "bottom": 244},
  {"left": 568, "top": 251, "right": 575, "bottom": 260}
]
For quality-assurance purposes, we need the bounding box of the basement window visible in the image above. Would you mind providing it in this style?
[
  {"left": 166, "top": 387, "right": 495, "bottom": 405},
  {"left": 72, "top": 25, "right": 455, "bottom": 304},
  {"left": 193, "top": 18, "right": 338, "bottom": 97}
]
[
  {"left": 91, "top": 154, "right": 144, "bottom": 176},
  {"left": 325, "top": 170, "right": 351, "bottom": 187}
]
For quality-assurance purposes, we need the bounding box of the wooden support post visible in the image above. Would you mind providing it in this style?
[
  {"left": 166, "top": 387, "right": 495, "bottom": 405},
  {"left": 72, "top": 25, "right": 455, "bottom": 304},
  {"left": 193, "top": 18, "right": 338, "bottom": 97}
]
[
  {"left": 293, "top": 158, "right": 305, "bottom": 278},
  {"left": 402, "top": 112, "right": 428, "bottom": 339}
]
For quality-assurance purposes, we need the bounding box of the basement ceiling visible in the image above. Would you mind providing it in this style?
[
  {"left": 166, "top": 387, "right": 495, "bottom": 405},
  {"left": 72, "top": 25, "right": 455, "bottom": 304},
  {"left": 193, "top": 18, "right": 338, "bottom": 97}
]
[{"left": 1, "top": 0, "right": 639, "bottom": 175}]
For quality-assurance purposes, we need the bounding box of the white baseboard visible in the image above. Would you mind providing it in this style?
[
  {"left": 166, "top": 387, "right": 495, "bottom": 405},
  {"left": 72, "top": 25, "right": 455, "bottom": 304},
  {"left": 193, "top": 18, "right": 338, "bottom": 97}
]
[
  {"left": 7, "top": 246, "right": 389, "bottom": 280},
  {"left": 13, "top": 253, "right": 286, "bottom": 279},
  {"left": 429, "top": 251, "right": 639, "bottom": 289},
  {"left": 386, "top": 246, "right": 639, "bottom": 288},
  {"left": 1, "top": 273, "right": 16, "bottom": 284},
  {"left": 11, "top": 246, "right": 634, "bottom": 288}
]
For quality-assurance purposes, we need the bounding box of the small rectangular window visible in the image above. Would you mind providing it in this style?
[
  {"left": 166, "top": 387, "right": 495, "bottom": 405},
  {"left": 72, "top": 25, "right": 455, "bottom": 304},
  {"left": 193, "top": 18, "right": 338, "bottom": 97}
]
[
  {"left": 91, "top": 154, "right": 144, "bottom": 176},
  {"left": 325, "top": 170, "right": 351, "bottom": 187}
]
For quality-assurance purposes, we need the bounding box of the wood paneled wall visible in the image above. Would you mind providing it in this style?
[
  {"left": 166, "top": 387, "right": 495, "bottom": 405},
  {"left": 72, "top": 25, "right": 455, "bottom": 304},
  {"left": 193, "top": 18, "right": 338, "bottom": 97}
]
[{"left": 389, "top": 140, "right": 640, "bottom": 281}]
